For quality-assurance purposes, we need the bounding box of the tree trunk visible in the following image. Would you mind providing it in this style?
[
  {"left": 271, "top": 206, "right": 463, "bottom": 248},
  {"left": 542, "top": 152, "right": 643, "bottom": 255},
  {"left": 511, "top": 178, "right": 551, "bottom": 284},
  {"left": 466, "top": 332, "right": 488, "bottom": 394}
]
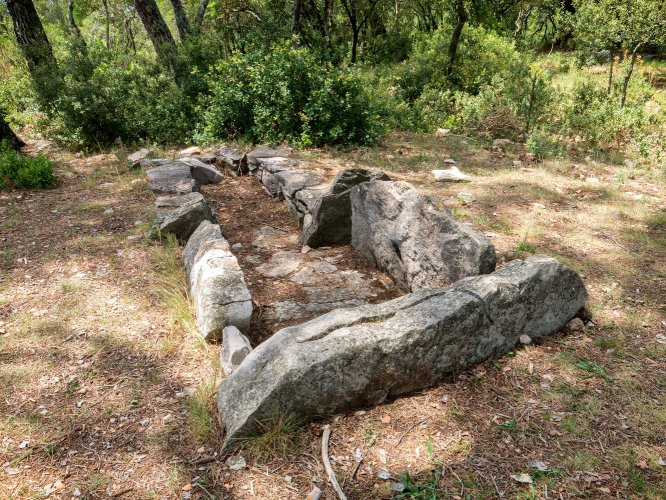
[
  {"left": 170, "top": 0, "right": 191, "bottom": 40},
  {"left": 0, "top": 111, "right": 24, "bottom": 150},
  {"left": 291, "top": 0, "right": 303, "bottom": 43},
  {"left": 100, "top": 0, "right": 111, "bottom": 52},
  {"left": 351, "top": 27, "right": 359, "bottom": 63},
  {"left": 621, "top": 47, "right": 641, "bottom": 108},
  {"left": 133, "top": 0, "right": 180, "bottom": 77},
  {"left": 447, "top": 0, "right": 467, "bottom": 76},
  {"left": 607, "top": 51, "right": 614, "bottom": 95},
  {"left": 6, "top": 0, "right": 57, "bottom": 77},
  {"left": 193, "top": 0, "right": 209, "bottom": 32}
]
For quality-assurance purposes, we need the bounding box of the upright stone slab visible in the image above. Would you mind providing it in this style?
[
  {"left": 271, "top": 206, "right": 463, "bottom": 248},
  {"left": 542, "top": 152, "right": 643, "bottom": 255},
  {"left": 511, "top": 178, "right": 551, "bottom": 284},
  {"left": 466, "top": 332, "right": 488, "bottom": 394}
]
[
  {"left": 255, "top": 157, "right": 304, "bottom": 197},
  {"left": 217, "top": 256, "right": 587, "bottom": 447},
  {"left": 146, "top": 163, "right": 198, "bottom": 194},
  {"left": 247, "top": 147, "right": 293, "bottom": 173},
  {"left": 151, "top": 192, "right": 216, "bottom": 242},
  {"left": 221, "top": 326, "right": 252, "bottom": 375},
  {"left": 190, "top": 240, "right": 253, "bottom": 340},
  {"left": 301, "top": 169, "right": 390, "bottom": 247},
  {"left": 176, "top": 157, "right": 223, "bottom": 184},
  {"left": 183, "top": 220, "right": 224, "bottom": 280},
  {"left": 218, "top": 148, "right": 247, "bottom": 174},
  {"left": 351, "top": 181, "right": 496, "bottom": 291}
]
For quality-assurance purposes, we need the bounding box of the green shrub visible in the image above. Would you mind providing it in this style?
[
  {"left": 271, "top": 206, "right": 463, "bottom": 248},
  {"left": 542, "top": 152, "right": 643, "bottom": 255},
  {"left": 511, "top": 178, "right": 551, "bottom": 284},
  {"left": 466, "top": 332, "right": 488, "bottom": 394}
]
[
  {"left": 0, "top": 143, "right": 55, "bottom": 189},
  {"left": 38, "top": 49, "right": 196, "bottom": 150},
  {"left": 197, "top": 43, "right": 387, "bottom": 146},
  {"left": 559, "top": 79, "right": 656, "bottom": 147}
]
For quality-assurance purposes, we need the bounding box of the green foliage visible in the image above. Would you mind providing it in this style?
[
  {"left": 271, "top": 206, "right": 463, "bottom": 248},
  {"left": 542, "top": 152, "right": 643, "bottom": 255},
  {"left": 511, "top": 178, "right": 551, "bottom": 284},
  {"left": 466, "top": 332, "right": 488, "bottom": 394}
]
[
  {"left": 393, "top": 468, "right": 443, "bottom": 499},
  {"left": 0, "top": 142, "right": 55, "bottom": 190},
  {"left": 43, "top": 51, "right": 194, "bottom": 150},
  {"left": 198, "top": 43, "right": 387, "bottom": 146},
  {"left": 558, "top": 78, "right": 656, "bottom": 146}
]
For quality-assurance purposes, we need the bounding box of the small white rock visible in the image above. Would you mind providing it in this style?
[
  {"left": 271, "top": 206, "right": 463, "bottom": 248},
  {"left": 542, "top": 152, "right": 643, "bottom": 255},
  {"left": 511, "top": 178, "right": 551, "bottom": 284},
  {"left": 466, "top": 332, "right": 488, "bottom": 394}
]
[
  {"left": 566, "top": 318, "right": 584, "bottom": 332},
  {"left": 519, "top": 334, "right": 532, "bottom": 345},
  {"left": 432, "top": 166, "right": 471, "bottom": 182},
  {"left": 226, "top": 455, "right": 246, "bottom": 470}
]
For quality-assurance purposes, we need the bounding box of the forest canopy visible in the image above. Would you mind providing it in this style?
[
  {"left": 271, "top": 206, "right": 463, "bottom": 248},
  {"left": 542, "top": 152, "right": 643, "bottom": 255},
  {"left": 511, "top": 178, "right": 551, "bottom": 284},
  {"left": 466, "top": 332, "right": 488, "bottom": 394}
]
[{"left": 0, "top": 0, "right": 664, "bottom": 160}]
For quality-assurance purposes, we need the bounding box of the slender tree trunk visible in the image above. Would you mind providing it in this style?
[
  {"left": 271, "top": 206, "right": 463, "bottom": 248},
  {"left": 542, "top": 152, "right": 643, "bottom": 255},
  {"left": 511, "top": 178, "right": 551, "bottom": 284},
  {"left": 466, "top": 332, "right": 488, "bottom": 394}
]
[
  {"left": 102, "top": 0, "right": 111, "bottom": 52},
  {"left": 607, "top": 51, "right": 614, "bottom": 95},
  {"left": 170, "top": 0, "right": 190, "bottom": 40},
  {"left": 291, "top": 0, "right": 303, "bottom": 44},
  {"left": 0, "top": 111, "right": 24, "bottom": 150},
  {"left": 351, "top": 27, "right": 359, "bottom": 63},
  {"left": 67, "top": 0, "right": 85, "bottom": 44},
  {"left": 133, "top": 0, "right": 181, "bottom": 78},
  {"left": 193, "top": 0, "right": 209, "bottom": 32},
  {"left": 621, "top": 46, "right": 641, "bottom": 108},
  {"left": 6, "top": 0, "right": 57, "bottom": 77},
  {"left": 447, "top": 0, "right": 467, "bottom": 76}
]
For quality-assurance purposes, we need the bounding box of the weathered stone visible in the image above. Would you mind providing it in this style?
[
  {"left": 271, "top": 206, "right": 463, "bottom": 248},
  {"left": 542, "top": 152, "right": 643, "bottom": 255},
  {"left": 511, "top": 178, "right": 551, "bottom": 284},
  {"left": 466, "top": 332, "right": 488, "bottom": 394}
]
[
  {"left": 251, "top": 226, "right": 283, "bottom": 249},
  {"left": 217, "top": 256, "right": 587, "bottom": 446},
  {"left": 176, "top": 157, "right": 223, "bottom": 184},
  {"left": 183, "top": 220, "right": 225, "bottom": 280},
  {"left": 256, "top": 251, "right": 304, "bottom": 277},
  {"left": 255, "top": 157, "right": 305, "bottom": 197},
  {"left": 155, "top": 192, "right": 202, "bottom": 208},
  {"left": 432, "top": 167, "right": 471, "bottom": 182},
  {"left": 221, "top": 326, "right": 252, "bottom": 375},
  {"left": 351, "top": 181, "right": 496, "bottom": 291},
  {"left": 146, "top": 163, "right": 198, "bottom": 194},
  {"left": 180, "top": 146, "right": 202, "bottom": 156},
  {"left": 301, "top": 169, "right": 390, "bottom": 247},
  {"left": 191, "top": 241, "right": 253, "bottom": 340},
  {"left": 128, "top": 148, "right": 150, "bottom": 167},
  {"left": 140, "top": 158, "right": 171, "bottom": 169},
  {"left": 247, "top": 147, "right": 293, "bottom": 171},
  {"left": 218, "top": 147, "right": 247, "bottom": 173},
  {"left": 152, "top": 193, "right": 216, "bottom": 241}
]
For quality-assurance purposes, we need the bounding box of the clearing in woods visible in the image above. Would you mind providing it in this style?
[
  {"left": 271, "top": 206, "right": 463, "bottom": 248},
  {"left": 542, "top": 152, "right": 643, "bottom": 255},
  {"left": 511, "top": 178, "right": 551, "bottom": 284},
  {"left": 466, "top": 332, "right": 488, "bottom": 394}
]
[{"left": 1, "top": 133, "right": 665, "bottom": 498}]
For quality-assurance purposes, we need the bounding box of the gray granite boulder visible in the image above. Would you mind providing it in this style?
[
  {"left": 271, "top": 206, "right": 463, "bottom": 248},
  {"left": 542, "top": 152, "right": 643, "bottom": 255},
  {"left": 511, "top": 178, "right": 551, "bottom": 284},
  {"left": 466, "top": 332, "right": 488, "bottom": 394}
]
[
  {"left": 190, "top": 240, "right": 253, "bottom": 340},
  {"left": 301, "top": 169, "right": 390, "bottom": 247},
  {"left": 247, "top": 147, "right": 293, "bottom": 172},
  {"left": 151, "top": 192, "right": 215, "bottom": 241},
  {"left": 351, "top": 181, "right": 496, "bottom": 291},
  {"left": 217, "top": 256, "right": 587, "bottom": 447},
  {"left": 176, "top": 157, "right": 223, "bottom": 184},
  {"left": 146, "top": 163, "right": 198, "bottom": 194},
  {"left": 183, "top": 220, "right": 224, "bottom": 280},
  {"left": 255, "top": 157, "right": 305, "bottom": 197},
  {"left": 221, "top": 326, "right": 252, "bottom": 375},
  {"left": 218, "top": 148, "right": 247, "bottom": 174},
  {"left": 155, "top": 192, "right": 202, "bottom": 208}
]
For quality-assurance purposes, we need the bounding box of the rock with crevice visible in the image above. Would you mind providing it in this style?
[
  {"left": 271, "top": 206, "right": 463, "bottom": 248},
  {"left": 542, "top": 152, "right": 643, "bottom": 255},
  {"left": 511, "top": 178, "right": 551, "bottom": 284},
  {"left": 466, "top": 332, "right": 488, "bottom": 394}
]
[
  {"left": 146, "top": 163, "right": 198, "bottom": 194},
  {"left": 300, "top": 168, "right": 390, "bottom": 247},
  {"left": 191, "top": 240, "right": 253, "bottom": 340},
  {"left": 351, "top": 180, "right": 496, "bottom": 291},
  {"left": 247, "top": 147, "right": 293, "bottom": 172},
  {"left": 155, "top": 192, "right": 203, "bottom": 208},
  {"left": 221, "top": 326, "right": 252, "bottom": 375},
  {"left": 176, "top": 157, "right": 223, "bottom": 184},
  {"left": 151, "top": 192, "right": 216, "bottom": 242},
  {"left": 218, "top": 148, "right": 247, "bottom": 174},
  {"left": 256, "top": 251, "right": 304, "bottom": 277},
  {"left": 217, "top": 256, "right": 587, "bottom": 447}
]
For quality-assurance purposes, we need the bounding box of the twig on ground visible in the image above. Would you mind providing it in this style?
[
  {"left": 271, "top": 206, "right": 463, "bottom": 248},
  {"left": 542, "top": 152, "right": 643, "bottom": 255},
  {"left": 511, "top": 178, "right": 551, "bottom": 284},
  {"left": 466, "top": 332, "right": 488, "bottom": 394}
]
[
  {"left": 193, "top": 481, "right": 215, "bottom": 499},
  {"left": 321, "top": 426, "right": 347, "bottom": 500},
  {"left": 111, "top": 486, "right": 133, "bottom": 497},
  {"left": 394, "top": 418, "right": 426, "bottom": 447}
]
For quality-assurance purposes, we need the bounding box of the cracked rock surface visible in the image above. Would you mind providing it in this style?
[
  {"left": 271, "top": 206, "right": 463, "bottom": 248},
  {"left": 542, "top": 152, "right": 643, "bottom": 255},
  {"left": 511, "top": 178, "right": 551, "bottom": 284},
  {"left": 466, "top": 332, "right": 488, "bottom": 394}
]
[
  {"left": 351, "top": 180, "right": 496, "bottom": 291},
  {"left": 217, "top": 255, "right": 587, "bottom": 447}
]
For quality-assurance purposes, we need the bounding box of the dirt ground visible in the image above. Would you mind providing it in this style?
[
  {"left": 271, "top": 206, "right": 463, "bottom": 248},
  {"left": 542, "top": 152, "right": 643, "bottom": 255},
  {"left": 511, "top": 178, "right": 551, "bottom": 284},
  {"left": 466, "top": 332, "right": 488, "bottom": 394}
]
[{"left": 1, "top": 133, "right": 664, "bottom": 499}]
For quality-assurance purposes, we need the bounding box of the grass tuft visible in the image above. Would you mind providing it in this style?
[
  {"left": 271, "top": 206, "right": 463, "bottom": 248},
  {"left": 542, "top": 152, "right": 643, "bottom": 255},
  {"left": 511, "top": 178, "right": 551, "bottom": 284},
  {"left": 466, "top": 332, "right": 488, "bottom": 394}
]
[{"left": 239, "top": 412, "right": 302, "bottom": 462}]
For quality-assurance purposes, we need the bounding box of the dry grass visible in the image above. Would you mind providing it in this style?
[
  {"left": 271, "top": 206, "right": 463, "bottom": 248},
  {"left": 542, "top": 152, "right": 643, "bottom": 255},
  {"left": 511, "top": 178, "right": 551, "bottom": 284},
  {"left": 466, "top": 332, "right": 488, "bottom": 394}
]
[{"left": 0, "top": 133, "right": 664, "bottom": 498}]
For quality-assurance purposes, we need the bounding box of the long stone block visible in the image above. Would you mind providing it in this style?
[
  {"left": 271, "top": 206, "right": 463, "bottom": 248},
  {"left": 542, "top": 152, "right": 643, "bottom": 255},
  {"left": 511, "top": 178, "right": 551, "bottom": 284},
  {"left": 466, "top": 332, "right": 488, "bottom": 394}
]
[{"left": 217, "top": 256, "right": 587, "bottom": 448}]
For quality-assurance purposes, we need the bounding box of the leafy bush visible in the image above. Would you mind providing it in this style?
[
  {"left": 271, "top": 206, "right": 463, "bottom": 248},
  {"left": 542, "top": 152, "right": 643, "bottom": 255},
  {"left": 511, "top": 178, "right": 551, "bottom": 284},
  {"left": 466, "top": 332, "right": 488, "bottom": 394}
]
[
  {"left": 40, "top": 50, "right": 196, "bottom": 150},
  {"left": 197, "top": 43, "right": 388, "bottom": 146},
  {"left": 559, "top": 79, "right": 656, "bottom": 146},
  {"left": 0, "top": 143, "right": 55, "bottom": 189}
]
